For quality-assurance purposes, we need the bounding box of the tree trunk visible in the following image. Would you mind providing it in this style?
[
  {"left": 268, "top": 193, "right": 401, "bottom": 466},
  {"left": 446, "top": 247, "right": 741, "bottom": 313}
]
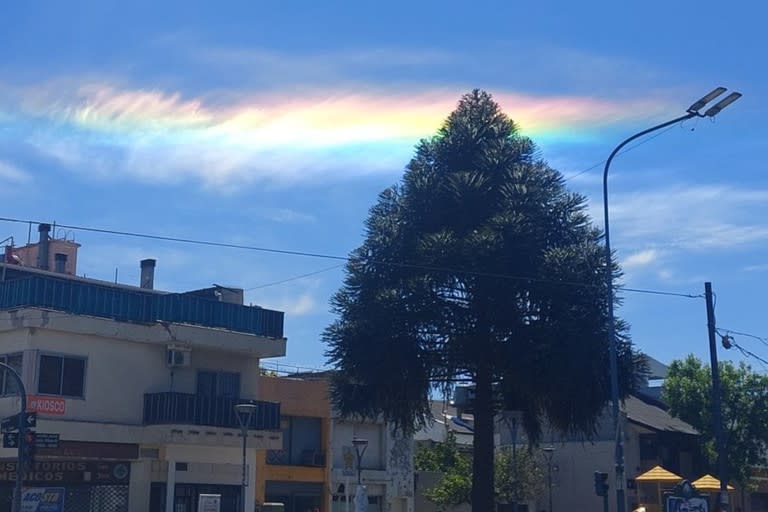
[{"left": 472, "top": 362, "right": 495, "bottom": 512}]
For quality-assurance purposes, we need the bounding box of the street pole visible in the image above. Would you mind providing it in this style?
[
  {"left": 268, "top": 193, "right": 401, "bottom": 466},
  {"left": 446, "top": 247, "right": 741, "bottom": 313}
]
[
  {"left": 705, "top": 282, "right": 729, "bottom": 511},
  {"left": 241, "top": 423, "right": 247, "bottom": 512},
  {"left": 603, "top": 111, "right": 695, "bottom": 512},
  {"left": 602, "top": 86, "right": 741, "bottom": 512},
  {"left": 234, "top": 403, "right": 258, "bottom": 512},
  {"left": 0, "top": 362, "right": 27, "bottom": 512},
  {"left": 542, "top": 446, "right": 555, "bottom": 512},
  {"left": 352, "top": 438, "right": 368, "bottom": 512}
]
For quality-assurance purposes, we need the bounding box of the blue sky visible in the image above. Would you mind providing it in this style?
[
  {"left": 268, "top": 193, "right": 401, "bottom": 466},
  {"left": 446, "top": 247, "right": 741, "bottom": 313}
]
[{"left": 1, "top": 0, "right": 766, "bottom": 373}]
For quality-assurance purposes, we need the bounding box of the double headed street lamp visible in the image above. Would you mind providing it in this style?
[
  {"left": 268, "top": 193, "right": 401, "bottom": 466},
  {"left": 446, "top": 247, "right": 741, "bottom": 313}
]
[
  {"left": 603, "top": 87, "right": 741, "bottom": 512},
  {"left": 234, "top": 402, "right": 259, "bottom": 512},
  {"left": 352, "top": 437, "right": 369, "bottom": 512}
]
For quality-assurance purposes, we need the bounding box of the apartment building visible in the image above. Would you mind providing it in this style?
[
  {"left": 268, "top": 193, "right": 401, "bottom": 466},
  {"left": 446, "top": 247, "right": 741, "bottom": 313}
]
[
  {"left": 255, "top": 371, "right": 415, "bottom": 512},
  {"left": 256, "top": 373, "right": 331, "bottom": 512},
  {"left": 0, "top": 224, "right": 286, "bottom": 512}
]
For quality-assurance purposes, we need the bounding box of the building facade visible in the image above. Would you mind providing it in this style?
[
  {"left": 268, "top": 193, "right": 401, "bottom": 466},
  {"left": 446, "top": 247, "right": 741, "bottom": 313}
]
[
  {"left": 256, "top": 374, "right": 331, "bottom": 512},
  {"left": 255, "top": 371, "right": 415, "bottom": 512},
  {"left": 0, "top": 226, "right": 286, "bottom": 512},
  {"left": 329, "top": 416, "right": 414, "bottom": 512}
]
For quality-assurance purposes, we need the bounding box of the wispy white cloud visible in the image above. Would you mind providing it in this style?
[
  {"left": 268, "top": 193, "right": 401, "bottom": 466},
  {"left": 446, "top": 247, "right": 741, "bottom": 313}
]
[
  {"left": 0, "top": 161, "right": 30, "bottom": 184},
  {"left": 609, "top": 184, "right": 768, "bottom": 251},
  {"left": 256, "top": 208, "right": 317, "bottom": 224},
  {"left": 269, "top": 293, "right": 318, "bottom": 316},
  {"left": 623, "top": 249, "right": 660, "bottom": 270}
]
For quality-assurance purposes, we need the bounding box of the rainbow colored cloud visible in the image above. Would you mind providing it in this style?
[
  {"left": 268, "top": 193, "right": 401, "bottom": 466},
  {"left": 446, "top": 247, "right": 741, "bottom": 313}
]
[{"left": 0, "top": 80, "right": 671, "bottom": 188}]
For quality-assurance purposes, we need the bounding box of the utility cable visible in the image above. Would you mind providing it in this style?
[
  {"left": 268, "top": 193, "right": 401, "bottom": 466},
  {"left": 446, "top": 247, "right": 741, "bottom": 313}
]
[
  {"left": 717, "top": 327, "right": 768, "bottom": 348},
  {"left": 0, "top": 216, "right": 701, "bottom": 299},
  {"left": 563, "top": 124, "right": 680, "bottom": 182},
  {"left": 730, "top": 341, "right": 768, "bottom": 369},
  {"left": 245, "top": 264, "right": 344, "bottom": 291}
]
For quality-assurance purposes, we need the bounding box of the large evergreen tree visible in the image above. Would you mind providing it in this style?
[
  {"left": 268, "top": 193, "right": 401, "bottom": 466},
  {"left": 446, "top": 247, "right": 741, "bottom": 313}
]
[{"left": 324, "top": 90, "right": 641, "bottom": 512}]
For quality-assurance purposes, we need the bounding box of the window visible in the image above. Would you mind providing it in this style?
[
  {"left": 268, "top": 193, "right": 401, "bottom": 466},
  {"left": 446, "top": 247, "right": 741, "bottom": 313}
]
[
  {"left": 639, "top": 434, "right": 659, "bottom": 461},
  {"left": 267, "top": 416, "right": 323, "bottom": 466},
  {"left": 0, "top": 353, "right": 23, "bottom": 396},
  {"left": 38, "top": 354, "right": 86, "bottom": 397},
  {"left": 196, "top": 371, "right": 240, "bottom": 398}
]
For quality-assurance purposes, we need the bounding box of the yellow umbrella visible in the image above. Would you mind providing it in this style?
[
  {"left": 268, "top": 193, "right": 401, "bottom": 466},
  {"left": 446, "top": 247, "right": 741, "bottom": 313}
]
[
  {"left": 692, "top": 474, "right": 735, "bottom": 491},
  {"left": 635, "top": 466, "right": 683, "bottom": 511},
  {"left": 636, "top": 466, "right": 684, "bottom": 482}
]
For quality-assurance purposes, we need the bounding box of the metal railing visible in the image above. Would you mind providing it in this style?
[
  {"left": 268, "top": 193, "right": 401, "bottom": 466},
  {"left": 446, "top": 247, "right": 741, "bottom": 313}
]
[
  {"left": 143, "top": 392, "right": 281, "bottom": 430},
  {"left": 0, "top": 275, "right": 284, "bottom": 339}
]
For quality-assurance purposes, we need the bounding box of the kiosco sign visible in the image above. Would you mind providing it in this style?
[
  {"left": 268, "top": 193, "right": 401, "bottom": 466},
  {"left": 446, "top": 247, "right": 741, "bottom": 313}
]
[{"left": 27, "top": 396, "right": 66, "bottom": 416}]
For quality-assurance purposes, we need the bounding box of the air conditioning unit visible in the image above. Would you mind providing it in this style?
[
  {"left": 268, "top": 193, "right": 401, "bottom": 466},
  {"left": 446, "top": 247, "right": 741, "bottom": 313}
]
[{"left": 166, "top": 347, "right": 191, "bottom": 368}]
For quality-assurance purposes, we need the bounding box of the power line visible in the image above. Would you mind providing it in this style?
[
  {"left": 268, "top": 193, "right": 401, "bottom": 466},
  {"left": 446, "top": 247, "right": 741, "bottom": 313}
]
[
  {"left": 563, "top": 124, "right": 681, "bottom": 182},
  {"left": 0, "top": 216, "right": 701, "bottom": 299},
  {"left": 730, "top": 341, "right": 768, "bottom": 369},
  {"left": 717, "top": 327, "right": 768, "bottom": 347},
  {"left": 245, "top": 264, "right": 344, "bottom": 291},
  {"left": 714, "top": 327, "right": 768, "bottom": 369},
  {"left": 620, "top": 287, "right": 702, "bottom": 299},
  {"left": 0, "top": 217, "right": 349, "bottom": 262}
]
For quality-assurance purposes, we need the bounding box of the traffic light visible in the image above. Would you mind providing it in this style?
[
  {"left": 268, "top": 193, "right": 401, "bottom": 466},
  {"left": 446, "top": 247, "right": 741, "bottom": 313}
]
[
  {"left": 594, "top": 471, "right": 609, "bottom": 497},
  {"left": 22, "top": 431, "right": 36, "bottom": 471}
]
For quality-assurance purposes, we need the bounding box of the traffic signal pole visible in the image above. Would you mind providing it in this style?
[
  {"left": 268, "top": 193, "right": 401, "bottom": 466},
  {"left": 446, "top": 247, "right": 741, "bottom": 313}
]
[{"left": 0, "top": 362, "right": 27, "bottom": 512}]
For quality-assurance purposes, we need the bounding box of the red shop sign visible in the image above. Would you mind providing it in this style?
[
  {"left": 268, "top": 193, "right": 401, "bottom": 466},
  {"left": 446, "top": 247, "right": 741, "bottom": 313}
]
[{"left": 27, "top": 395, "right": 66, "bottom": 416}]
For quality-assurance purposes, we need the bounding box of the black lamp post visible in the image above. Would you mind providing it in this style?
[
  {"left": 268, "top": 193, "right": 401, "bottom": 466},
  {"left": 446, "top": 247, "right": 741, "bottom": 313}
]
[
  {"left": 542, "top": 446, "right": 555, "bottom": 512},
  {"left": 602, "top": 87, "right": 741, "bottom": 512},
  {"left": 352, "top": 437, "right": 368, "bottom": 485},
  {"left": 234, "top": 402, "right": 258, "bottom": 512},
  {"left": 352, "top": 437, "right": 368, "bottom": 512}
]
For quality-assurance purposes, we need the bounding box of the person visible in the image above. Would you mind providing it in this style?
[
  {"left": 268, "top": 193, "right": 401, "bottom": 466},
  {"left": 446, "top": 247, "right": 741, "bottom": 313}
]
[{"left": 632, "top": 506, "right": 647, "bottom": 512}]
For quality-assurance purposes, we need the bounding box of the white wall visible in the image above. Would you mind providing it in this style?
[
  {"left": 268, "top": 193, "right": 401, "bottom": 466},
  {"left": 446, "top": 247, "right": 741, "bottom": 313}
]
[
  {"left": 0, "top": 324, "right": 263, "bottom": 425},
  {"left": 330, "top": 419, "right": 414, "bottom": 512}
]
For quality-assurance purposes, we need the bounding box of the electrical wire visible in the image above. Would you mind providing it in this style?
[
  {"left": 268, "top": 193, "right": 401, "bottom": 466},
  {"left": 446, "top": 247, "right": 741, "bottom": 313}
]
[
  {"left": 729, "top": 340, "right": 768, "bottom": 369},
  {"left": 563, "top": 124, "right": 680, "bottom": 182},
  {"left": 245, "top": 264, "right": 345, "bottom": 291},
  {"left": 0, "top": 216, "right": 702, "bottom": 299},
  {"left": 713, "top": 326, "right": 768, "bottom": 371},
  {"left": 620, "top": 287, "right": 702, "bottom": 299},
  {"left": 717, "top": 327, "right": 768, "bottom": 348}
]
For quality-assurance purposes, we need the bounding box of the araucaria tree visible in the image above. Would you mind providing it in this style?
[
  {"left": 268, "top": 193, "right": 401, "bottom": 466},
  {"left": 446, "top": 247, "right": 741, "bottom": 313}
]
[{"left": 324, "top": 90, "right": 641, "bottom": 512}]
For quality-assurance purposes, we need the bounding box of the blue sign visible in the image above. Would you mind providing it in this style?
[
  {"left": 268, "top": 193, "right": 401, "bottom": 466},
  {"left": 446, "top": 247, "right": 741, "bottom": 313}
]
[{"left": 21, "top": 487, "right": 65, "bottom": 512}]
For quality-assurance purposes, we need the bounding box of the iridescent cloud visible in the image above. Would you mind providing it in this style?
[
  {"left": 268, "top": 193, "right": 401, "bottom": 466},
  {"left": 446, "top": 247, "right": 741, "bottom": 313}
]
[{"left": 0, "top": 80, "right": 672, "bottom": 188}]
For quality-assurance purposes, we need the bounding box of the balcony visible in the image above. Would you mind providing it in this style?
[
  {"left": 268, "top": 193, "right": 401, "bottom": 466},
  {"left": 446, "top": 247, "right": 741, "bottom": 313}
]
[
  {"left": 143, "top": 392, "right": 281, "bottom": 430},
  {"left": 0, "top": 273, "right": 284, "bottom": 339}
]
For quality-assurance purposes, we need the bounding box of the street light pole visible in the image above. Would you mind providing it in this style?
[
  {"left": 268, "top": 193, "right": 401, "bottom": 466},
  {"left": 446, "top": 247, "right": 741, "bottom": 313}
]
[
  {"left": 352, "top": 437, "right": 368, "bottom": 512},
  {"left": 542, "top": 446, "right": 555, "bottom": 512},
  {"left": 602, "top": 87, "right": 741, "bottom": 512},
  {"left": 234, "top": 402, "right": 258, "bottom": 512}
]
